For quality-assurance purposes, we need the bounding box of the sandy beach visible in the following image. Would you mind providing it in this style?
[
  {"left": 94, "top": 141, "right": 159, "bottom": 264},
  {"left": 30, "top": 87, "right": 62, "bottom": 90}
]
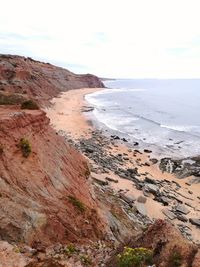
[
  {"left": 46, "top": 87, "right": 200, "bottom": 244},
  {"left": 45, "top": 88, "right": 103, "bottom": 138}
]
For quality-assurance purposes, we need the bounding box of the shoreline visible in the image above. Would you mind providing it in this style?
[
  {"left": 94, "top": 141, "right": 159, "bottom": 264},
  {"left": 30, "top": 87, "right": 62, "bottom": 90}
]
[{"left": 46, "top": 87, "right": 200, "bottom": 244}]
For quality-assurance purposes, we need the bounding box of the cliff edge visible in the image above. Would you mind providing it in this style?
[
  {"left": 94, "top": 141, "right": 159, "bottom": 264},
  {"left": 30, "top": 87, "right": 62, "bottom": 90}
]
[{"left": 0, "top": 54, "right": 105, "bottom": 106}]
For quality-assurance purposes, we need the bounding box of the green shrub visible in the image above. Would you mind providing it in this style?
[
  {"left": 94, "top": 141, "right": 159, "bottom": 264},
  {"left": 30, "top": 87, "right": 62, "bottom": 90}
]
[
  {"left": 80, "top": 255, "right": 92, "bottom": 266},
  {"left": 21, "top": 100, "right": 39, "bottom": 110},
  {"left": 168, "top": 251, "right": 182, "bottom": 267},
  {"left": 68, "top": 195, "right": 85, "bottom": 212},
  {"left": 64, "top": 243, "right": 77, "bottom": 255},
  {"left": 19, "top": 138, "right": 31, "bottom": 158},
  {"left": 117, "top": 247, "right": 153, "bottom": 267}
]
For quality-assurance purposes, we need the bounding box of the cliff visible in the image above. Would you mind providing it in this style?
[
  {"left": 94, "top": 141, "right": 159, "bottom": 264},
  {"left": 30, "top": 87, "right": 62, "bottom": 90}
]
[
  {"left": 0, "top": 106, "right": 105, "bottom": 246},
  {"left": 0, "top": 55, "right": 199, "bottom": 266},
  {"left": 0, "top": 54, "right": 105, "bottom": 106}
]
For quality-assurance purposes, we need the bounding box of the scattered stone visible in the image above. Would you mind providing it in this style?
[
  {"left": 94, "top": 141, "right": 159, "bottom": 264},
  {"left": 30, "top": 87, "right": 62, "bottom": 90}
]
[
  {"left": 156, "top": 196, "right": 171, "bottom": 206},
  {"left": 149, "top": 158, "right": 158, "bottom": 164},
  {"left": 162, "top": 209, "right": 176, "bottom": 220},
  {"left": 92, "top": 177, "right": 108, "bottom": 186},
  {"left": 111, "top": 135, "right": 120, "bottom": 140},
  {"left": 175, "top": 204, "right": 190, "bottom": 215},
  {"left": 135, "top": 202, "right": 147, "bottom": 216},
  {"left": 119, "top": 193, "right": 136, "bottom": 206},
  {"left": 189, "top": 218, "right": 200, "bottom": 227},
  {"left": 137, "top": 195, "right": 147, "bottom": 204},
  {"left": 144, "top": 183, "right": 159, "bottom": 195},
  {"left": 144, "top": 177, "right": 157, "bottom": 185},
  {"left": 105, "top": 177, "right": 118, "bottom": 183},
  {"left": 177, "top": 214, "right": 188, "bottom": 222},
  {"left": 144, "top": 149, "right": 152, "bottom": 153},
  {"left": 133, "top": 142, "right": 139, "bottom": 146}
]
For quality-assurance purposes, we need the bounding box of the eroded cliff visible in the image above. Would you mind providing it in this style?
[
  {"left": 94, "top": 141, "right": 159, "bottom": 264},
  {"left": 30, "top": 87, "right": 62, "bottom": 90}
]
[{"left": 0, "top": 106, "right": 105, "bottom": 246}]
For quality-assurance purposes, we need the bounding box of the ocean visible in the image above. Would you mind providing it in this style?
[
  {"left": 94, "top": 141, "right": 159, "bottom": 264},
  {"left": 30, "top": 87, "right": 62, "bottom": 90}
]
[{"left": 85, "top": 79, "right": 200, "bottom": 158}]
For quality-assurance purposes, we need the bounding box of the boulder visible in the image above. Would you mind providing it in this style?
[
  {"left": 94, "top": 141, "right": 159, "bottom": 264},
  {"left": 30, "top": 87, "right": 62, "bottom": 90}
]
[
  {"left": 175, "top": 204, "right": 190, "bottom": 215},
  {"left": 189, "top": 218, "right": 200, "bottom": 227},
  {"left": 144, "top": 149, "right": 152, "bottom": 153},
  {"left": 177, "top": 214, "right": 188, "bottom": 222},
  {"left": 162, "top": 209, "right": 176, "bottom": 220},
  {"left": 137, "top": 195, "right": 147, "bottom": 203},
  {"left": 105, "top": 177, "right": 118, "bottom": 183},
  {"left": 92, "top": 177, "right": 109, "bottom": 186},
  {"left": 135, "top": 202, "right": 147, "bottom": 216},
  {"left": 119, "top": 193, "right": 136, "bottom": 206},
  {"left": 144, "top": 183, "right": 159, "bottom": 195}
]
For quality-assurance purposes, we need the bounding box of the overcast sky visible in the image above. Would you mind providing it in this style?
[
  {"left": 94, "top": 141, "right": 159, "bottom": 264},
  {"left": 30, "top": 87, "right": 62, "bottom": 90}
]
[{"left": 1, "top": 0, "right": 200, "bottom": 78}]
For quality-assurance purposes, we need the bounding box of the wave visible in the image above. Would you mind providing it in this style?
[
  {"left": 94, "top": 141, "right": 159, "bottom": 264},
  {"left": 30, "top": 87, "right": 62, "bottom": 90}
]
[{"left": 161, "top": 124, "right": 200, "bottom": 136}]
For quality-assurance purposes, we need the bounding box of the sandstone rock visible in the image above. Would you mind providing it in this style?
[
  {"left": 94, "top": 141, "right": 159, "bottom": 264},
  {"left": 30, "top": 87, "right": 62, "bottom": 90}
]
[
  {"left": 162, "top": 209, "right": 176, "bottom": 220},
  {"left": 105, "top": 177, "right": 118, "bottom": 183},
  {"left": 189, "top": 218, "right": 200, "bottom": 227},
  {"left": 177, "top": 214, "right": 188, "bottom": 222},
  {"left": 175, "top": 204, "right": 190, "bottom": 215},
  {"left": 119, "top": 193, "right": 136, "bottom": 206},
  {"left": 144, "top": 183, "right": 159, "bottom": 195},
  {"left": 135, "top": 202, "right": 147, "bottom": 216},
  {"left": 92, "top": 177, "right": 109, "bottom": 186}
]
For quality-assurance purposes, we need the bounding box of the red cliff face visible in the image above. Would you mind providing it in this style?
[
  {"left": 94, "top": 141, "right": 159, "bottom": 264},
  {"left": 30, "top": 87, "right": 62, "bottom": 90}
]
[
  {"left": 0, "top": 55, "right": 105, "bottom": 106},
  {"left": 0, "top": 106, "right": 105, "bottom": 246}
]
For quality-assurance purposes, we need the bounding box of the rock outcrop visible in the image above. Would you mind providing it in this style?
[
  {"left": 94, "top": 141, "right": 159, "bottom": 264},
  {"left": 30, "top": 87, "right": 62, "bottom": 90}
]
[
  {"left": 0, "top": 54, "right": 105, "bottom": 106},
  {"left": 107, "top": 220, "right": 200, "bottom": 267}
]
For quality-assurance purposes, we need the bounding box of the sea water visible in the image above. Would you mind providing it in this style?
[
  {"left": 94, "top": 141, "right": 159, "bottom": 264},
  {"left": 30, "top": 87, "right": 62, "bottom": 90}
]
[{"left": 85, "top": 79, "right": 200, "bottom": 157}]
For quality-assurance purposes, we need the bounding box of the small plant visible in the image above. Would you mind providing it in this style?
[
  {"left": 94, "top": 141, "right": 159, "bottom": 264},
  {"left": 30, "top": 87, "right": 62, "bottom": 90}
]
[
  {"left": 117, "top": 247, "right": 153, "bottom": 267},
  {"left": 64, "top": 243, "right": 77, "bottom": 256},
  {"left": 168, "top": 251, "right": 182, "bottom": 267},
  {"left": 19, "top": 138, "right": 31, "bottom": 158},
  {"left": 68, "top": 195, "right": 85, "bottom": 212},
  {"left": 13, "top": 246, "right": 21, "bottom": 253},
  {"left": 80, "top": 254, "right": 92, "bottom": 266},
  {"left": 21, "top": 100, "right": 39, "bottom": 110}
]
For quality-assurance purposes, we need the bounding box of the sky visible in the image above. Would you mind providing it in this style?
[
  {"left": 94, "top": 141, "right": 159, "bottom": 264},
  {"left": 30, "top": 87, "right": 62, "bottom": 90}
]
[{"left": 1, "top": 0, "right": 200, "bottom": 78}]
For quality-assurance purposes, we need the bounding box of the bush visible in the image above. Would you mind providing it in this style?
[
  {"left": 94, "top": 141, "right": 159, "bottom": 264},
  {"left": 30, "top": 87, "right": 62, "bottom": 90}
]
[
  {"left": 64, "top": 243, "right": 77, "bottom": 256},
  {"left": 19, "top": 138, "right": 31, "bottom": 158},
  {"left": 21, "top": 100, "right": 39, "bottom": 110},
  {"left": 168, "top": 251, "right": 182, "bottom": 267},
  {"left": 80, "top": 255, "right": 92, "bottom": 266},
  {"left": 68, "top": 195, "right": 85, "bottom": 212},
  {"left": 117, "top": 247, "right": 153, "bottom": 267}
]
